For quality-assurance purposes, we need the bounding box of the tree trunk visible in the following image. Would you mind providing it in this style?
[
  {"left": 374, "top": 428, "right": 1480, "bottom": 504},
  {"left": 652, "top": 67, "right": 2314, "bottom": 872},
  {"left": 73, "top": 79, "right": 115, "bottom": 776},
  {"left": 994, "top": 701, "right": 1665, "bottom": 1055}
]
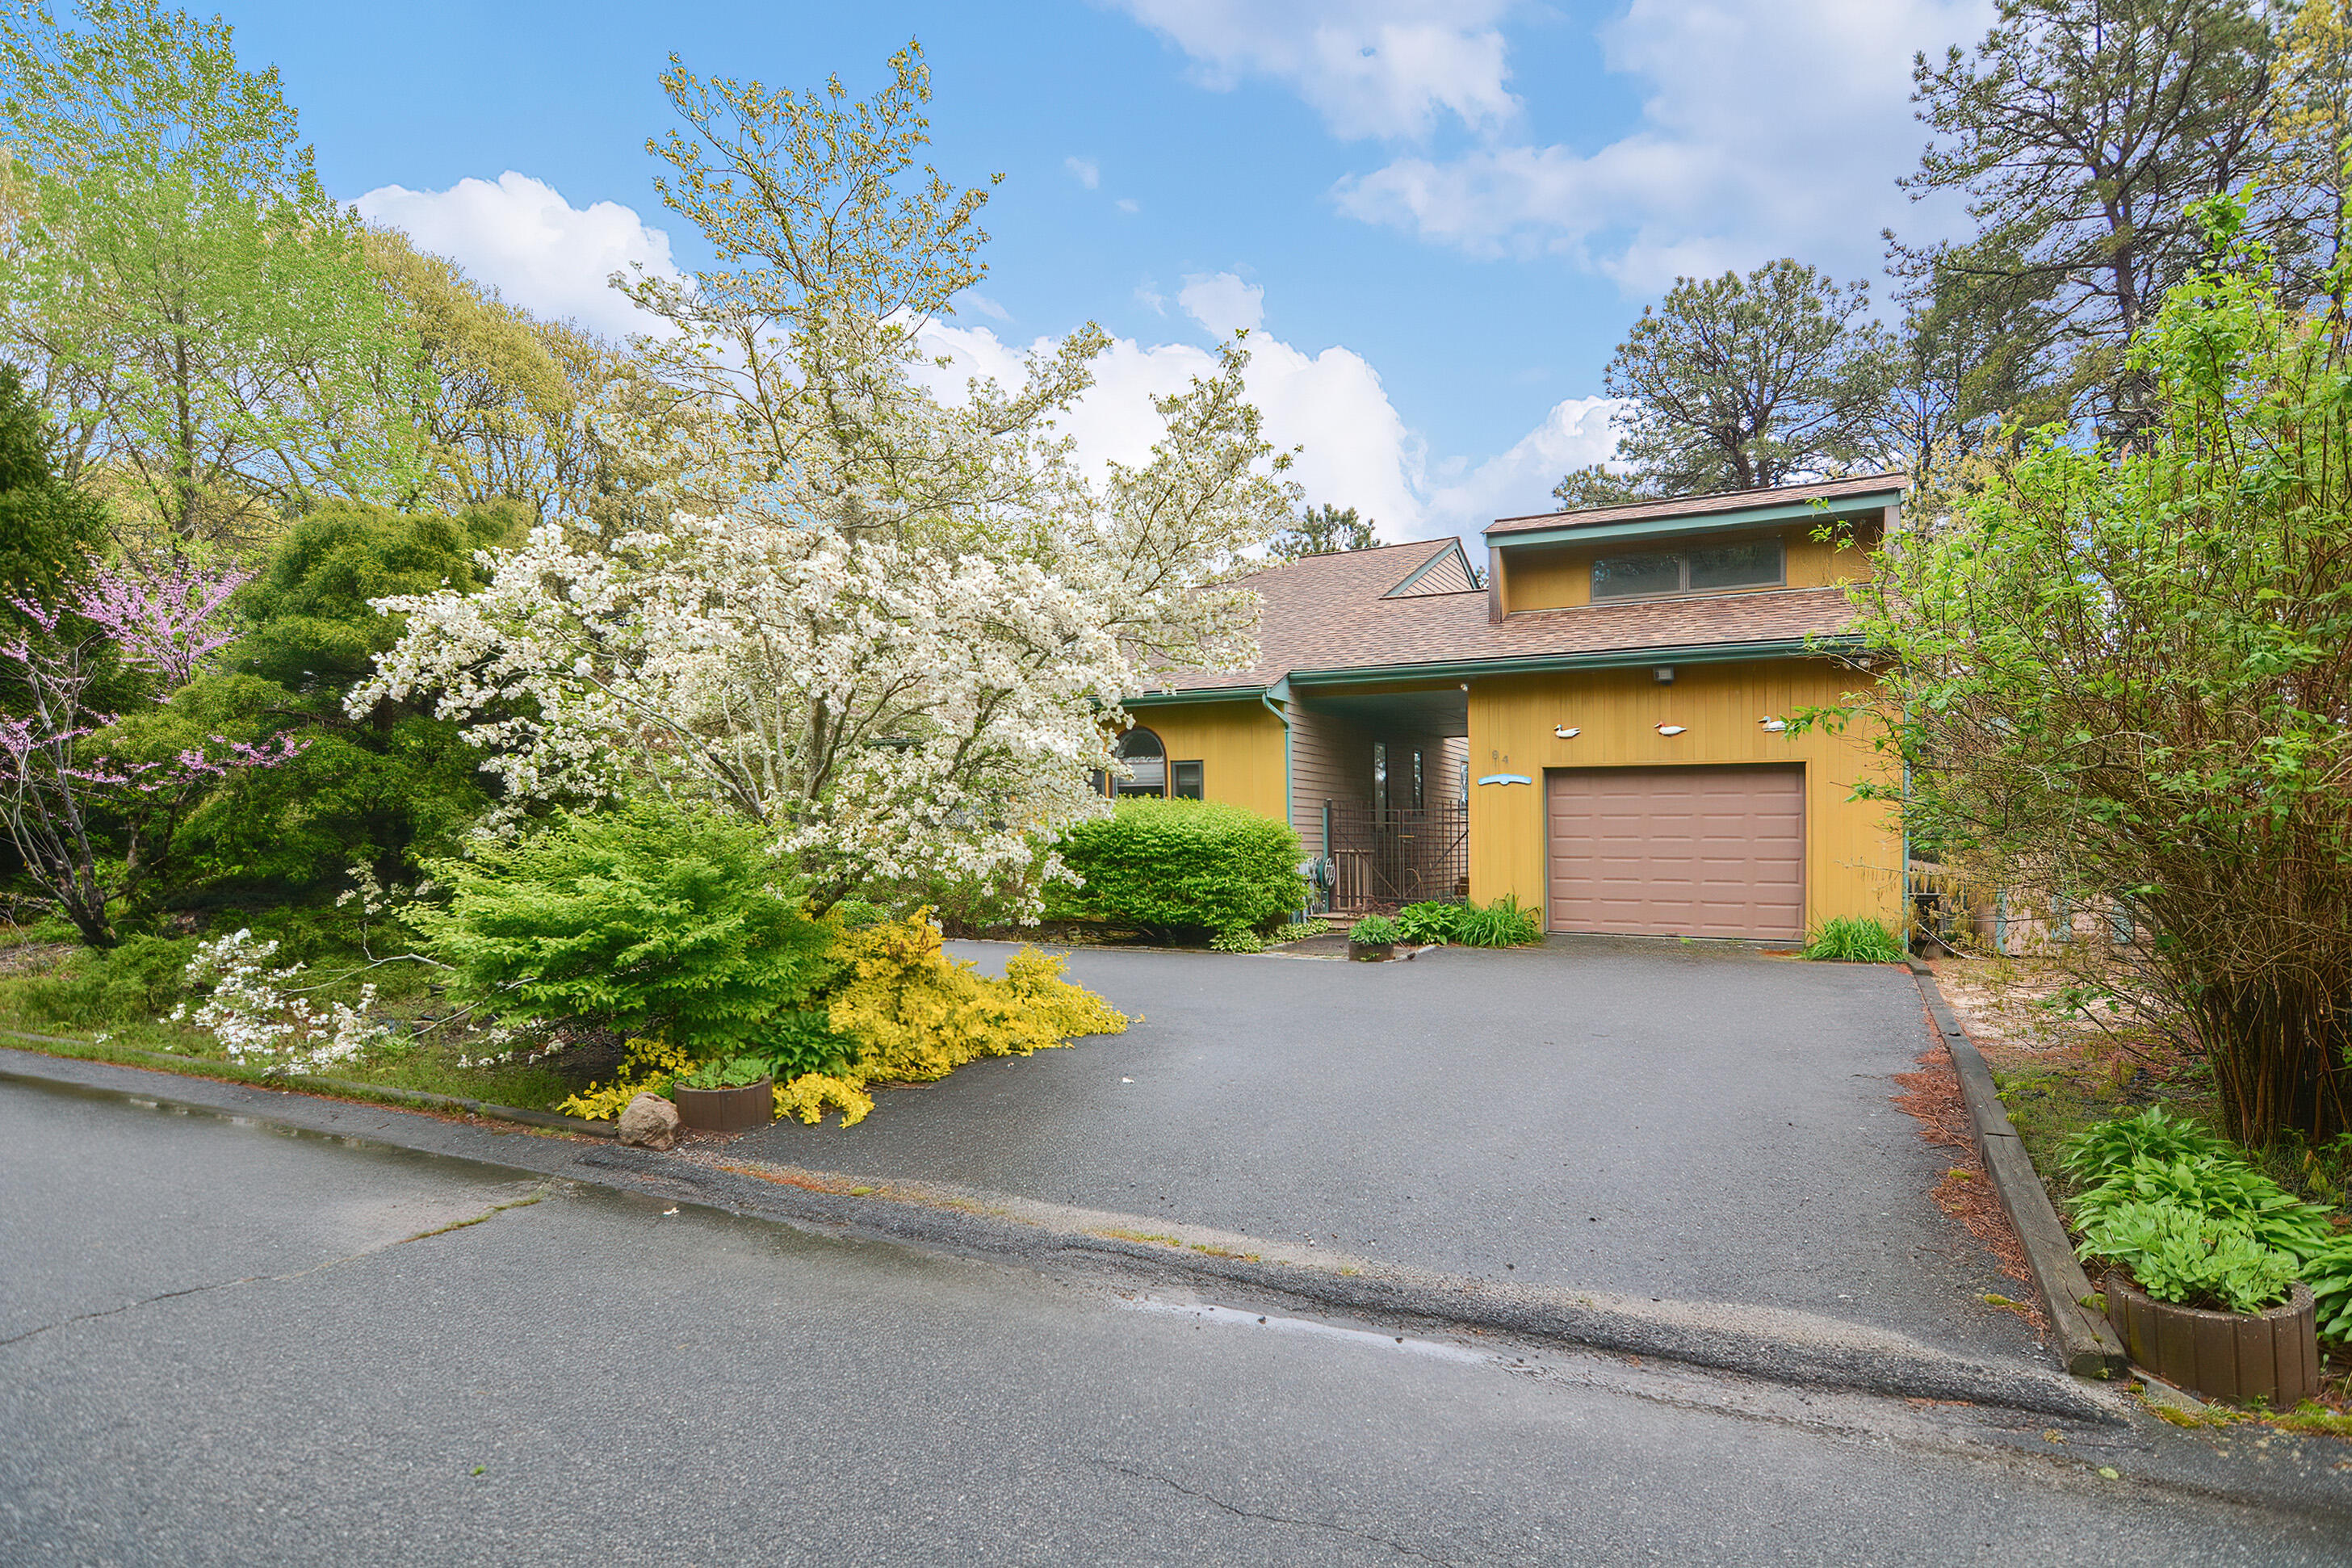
[{"left": 2202, "top": 981, "right": 2352, "bottom": 1145}]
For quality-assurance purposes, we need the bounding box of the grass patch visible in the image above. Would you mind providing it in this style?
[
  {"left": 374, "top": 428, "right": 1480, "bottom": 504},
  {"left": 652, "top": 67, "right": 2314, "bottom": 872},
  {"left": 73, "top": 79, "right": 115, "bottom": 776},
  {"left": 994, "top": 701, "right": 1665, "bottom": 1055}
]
[{"left": 1800, "top": 916, "right": 1907, "bottom": 964}]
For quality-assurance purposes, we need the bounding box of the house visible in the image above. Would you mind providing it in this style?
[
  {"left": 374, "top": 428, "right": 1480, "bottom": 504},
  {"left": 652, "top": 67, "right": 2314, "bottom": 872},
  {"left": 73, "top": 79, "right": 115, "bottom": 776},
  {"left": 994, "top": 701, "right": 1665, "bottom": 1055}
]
[{"left": 1116, "top": 472, "right": 1909, "bottom": 941}]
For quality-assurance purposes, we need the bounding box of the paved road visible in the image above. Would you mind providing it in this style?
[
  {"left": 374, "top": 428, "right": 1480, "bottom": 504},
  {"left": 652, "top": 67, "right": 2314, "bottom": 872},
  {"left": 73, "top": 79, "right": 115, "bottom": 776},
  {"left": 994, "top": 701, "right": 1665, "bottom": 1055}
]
[
  {"left": 6, "top": 1082, "right": 2349, "bottom": 1566},
  {"left": 741, "top": 937, "right": 2038, "bottom": 1364}
]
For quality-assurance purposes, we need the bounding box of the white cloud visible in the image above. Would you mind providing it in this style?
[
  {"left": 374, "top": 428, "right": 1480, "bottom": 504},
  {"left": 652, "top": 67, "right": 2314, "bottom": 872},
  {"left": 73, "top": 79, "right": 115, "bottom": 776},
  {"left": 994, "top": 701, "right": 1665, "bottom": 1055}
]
[
  {"left": 962, "top": 291, "right": 1013, "bottom": 323},
  {"left": 1112, "top": 0, "right": 1518, "bottom": 140},
  {"left": 1115, "top": 197, "right": 1142, "bottom": 215},
  {"left": 1065, "top": 155, "right": 1101, "bottom": 189},
  {"left": 1177, "top": 271, "right": 1265, "bottom": 337},
  {"left": 1425, "top": 396, "right": 1620, "bottom": 532},
  {"left": 1325, "top": 0, "right": 1989, "bottom": 291},
  {"left": 916, "top": 286, "right": 1616, "bottom": 553},
  {"left": 355, "top": 171, "right": 677, "bottom": 337}
]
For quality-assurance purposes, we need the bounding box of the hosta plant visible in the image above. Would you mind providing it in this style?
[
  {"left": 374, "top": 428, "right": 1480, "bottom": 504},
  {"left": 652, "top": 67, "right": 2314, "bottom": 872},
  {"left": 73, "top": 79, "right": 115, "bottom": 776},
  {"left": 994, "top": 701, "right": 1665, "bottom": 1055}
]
[{"left": 2075, "top": 1199, "right": 2300, "bottom": 1315}]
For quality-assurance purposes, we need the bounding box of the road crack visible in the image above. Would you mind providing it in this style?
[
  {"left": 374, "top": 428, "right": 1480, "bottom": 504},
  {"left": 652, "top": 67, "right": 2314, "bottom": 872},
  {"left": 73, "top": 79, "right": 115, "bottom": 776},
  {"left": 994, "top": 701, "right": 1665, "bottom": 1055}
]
[
  {"left": 1090, "top": 1458, "right": 1461, "bottom": 1566},
  {"left": 0, "top": 1276, "right": 259, "bottom": 1347},
  {"left": 1, "top": 1188, "right": 552, "bottom": 1348}
]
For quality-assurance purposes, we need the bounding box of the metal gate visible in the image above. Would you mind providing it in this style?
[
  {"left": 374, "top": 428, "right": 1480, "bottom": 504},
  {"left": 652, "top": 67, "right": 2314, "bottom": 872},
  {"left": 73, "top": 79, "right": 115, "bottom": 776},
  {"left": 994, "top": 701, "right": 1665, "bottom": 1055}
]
[{"left": 1325, "top": 799, "right": 1468, "bottom": 912}]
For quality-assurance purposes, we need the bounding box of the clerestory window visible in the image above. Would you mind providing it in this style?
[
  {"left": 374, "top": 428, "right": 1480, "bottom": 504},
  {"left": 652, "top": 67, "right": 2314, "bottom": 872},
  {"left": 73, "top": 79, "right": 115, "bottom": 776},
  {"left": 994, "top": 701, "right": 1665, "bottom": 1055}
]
[{"left": 1591, "top": 538, "right": 1784, "bottom": 600}]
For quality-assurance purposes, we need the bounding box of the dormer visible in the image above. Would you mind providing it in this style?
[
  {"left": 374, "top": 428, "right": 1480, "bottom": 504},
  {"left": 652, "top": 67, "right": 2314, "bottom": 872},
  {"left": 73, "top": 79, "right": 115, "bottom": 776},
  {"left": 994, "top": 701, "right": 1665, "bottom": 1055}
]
[{"left": 1482, "top": 473, "right": 1906, "bottom": 623}]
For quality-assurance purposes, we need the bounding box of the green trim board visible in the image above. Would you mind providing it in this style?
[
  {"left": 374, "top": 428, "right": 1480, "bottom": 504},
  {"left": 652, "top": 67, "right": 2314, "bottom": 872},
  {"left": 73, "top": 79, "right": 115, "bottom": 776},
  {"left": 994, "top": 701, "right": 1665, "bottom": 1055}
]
[
  {"left": 1486, "top": 493, "right": 1901, "bottom": 551},
  {"left": 1125, "top": 685, "right": 1267, "bottom": 706},
  {"left": 1130, "top": 635, "right": 1859, "bottom": 704},
  {"left": 1284, "top": 636, "right": 1854, "bottom": 689}
]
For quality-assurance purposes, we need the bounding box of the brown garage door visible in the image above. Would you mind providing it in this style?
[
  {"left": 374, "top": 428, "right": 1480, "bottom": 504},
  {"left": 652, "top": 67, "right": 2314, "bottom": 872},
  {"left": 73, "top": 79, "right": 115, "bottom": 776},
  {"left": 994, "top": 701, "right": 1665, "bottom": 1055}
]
[{"left": 1545, "top": 765, "right": 1804, "bottom": 939}]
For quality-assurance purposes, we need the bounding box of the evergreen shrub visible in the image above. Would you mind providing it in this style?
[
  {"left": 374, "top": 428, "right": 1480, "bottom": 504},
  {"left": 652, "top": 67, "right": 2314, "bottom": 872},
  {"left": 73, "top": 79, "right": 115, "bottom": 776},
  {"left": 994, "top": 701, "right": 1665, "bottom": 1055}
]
[{"left": 1050, "top": 799, "right": 1306, "bottom": 939}]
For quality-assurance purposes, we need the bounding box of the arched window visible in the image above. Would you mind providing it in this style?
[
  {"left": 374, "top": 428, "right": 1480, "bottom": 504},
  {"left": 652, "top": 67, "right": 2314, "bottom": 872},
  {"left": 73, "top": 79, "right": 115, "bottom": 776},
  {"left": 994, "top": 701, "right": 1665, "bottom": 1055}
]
[{"left": 1113, "top": 726, "right": 1167, "bottom": 797}]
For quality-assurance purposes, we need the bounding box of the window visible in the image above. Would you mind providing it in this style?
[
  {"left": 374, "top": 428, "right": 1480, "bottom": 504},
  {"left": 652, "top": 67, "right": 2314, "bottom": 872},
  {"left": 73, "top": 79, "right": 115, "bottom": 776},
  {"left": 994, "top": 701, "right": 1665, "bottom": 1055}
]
[
  {"left": 1373, "top": 741, "right": 1388, "bottom": 824},
  {"left": 1457, "top": 756, "right": 1469, "bottom": 802},
  {"left": 1591, "top": 538, "right": 1783, "bottom": 600},
  {"left": 1113, "top": 727, "right": 1167, "bottom": 797},
  {"left": 1171, "top": 760, "right": 1203, "bottom": 799},
  {"left": 1411, "top": 748, "right": 1424, "bottom": 811}
]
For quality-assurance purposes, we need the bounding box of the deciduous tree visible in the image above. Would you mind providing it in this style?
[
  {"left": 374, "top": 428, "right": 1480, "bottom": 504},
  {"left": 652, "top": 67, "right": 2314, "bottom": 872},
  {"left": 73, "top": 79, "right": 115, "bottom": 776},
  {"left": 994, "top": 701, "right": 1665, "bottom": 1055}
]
[
  {"left": 363, "top": 47, "right": 1294, "bottom": 916},
  {"left": 0, "top": 0, "right": 426, "bottom": 551},
  {"left": 1839, "top": 203, "right": 2352, "bottom": 1142}
]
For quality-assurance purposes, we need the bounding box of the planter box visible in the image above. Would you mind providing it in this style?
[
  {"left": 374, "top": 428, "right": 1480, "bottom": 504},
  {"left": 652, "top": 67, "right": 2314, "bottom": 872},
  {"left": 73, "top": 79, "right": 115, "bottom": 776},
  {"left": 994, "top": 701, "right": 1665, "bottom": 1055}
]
[
  {"left": 1348, "top": 940, "right": 1394, "bottom": 962},
  {"left": 2103, "top": 1274, "right": 2320, "bottom": 1407},
  {"left": 672, "top": 1075, "right": 774, "bottom": 1134}
]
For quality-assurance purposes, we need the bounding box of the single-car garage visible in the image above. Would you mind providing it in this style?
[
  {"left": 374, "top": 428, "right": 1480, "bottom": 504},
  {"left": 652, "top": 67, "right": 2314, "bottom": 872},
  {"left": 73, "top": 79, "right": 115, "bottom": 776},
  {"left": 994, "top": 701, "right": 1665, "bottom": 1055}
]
[{"left": 1545, "top": 765, "right": 1805, "bottom": 940}]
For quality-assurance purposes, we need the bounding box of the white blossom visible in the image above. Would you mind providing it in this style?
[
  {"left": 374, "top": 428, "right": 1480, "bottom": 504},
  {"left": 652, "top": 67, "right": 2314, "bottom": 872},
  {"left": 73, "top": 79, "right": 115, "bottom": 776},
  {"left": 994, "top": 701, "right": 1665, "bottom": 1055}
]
[
  {"left": 354, "top": 333, "right": 1293, "bottom": 916},
  {"left": 174, "top": 929, "right": 386, "bottom": 1074}
]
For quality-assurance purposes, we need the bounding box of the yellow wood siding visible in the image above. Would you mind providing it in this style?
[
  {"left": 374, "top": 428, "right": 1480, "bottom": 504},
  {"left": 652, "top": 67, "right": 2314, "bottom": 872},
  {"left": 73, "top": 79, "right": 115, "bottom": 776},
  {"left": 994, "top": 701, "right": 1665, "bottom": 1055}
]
[
  {"left": 1465, "top": 660, "right": 1901, "bottom": 932},
  {"left": 1784, "top": 527, "right": 1876, "bottom": 589},
  {"left": 1495, "top": 524, "right": 1876, "bottom": 615},
  {"left": 1121, "top": 702, "right": 1289, "bottom": 824},
  {"left": 1499, "top": 543, "right": 1591, "bottom": 612}
]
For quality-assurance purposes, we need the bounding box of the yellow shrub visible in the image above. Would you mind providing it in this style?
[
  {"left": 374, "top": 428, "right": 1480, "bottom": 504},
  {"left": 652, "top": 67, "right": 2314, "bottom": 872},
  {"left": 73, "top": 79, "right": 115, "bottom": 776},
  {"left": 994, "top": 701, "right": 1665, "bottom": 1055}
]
[
  {"left": 753, "top": 913, "right": 1130, "bottom": 1126},
  {"left": 825, "top": 912, "right": 1127, "bottom": 1085},
  {"left": 774, "top": 1071, "right": 875, "bottom": 1126},
  {"left": 556, "top": 1037, "right": 694, "bottom": 1121},
  {"left": 557, "top": 921, "right": 1128, "bottom": 1130}
]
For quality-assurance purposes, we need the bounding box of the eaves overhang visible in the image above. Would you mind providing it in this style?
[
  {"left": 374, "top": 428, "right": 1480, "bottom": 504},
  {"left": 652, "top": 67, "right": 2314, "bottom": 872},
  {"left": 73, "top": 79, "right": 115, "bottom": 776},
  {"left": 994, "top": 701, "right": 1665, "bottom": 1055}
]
[
  {"left": 1124, "top": 684, "right": 1268, "bottom": 706},
  {"left": 1282, "top": 635, "right": 1859, "bottom": 690},
  {"left": 1485, "top": 490, "right": 1903, "bottom": 551},
  {"left": 1130, "top": 635, "right": 1863, "bottom": 703}
]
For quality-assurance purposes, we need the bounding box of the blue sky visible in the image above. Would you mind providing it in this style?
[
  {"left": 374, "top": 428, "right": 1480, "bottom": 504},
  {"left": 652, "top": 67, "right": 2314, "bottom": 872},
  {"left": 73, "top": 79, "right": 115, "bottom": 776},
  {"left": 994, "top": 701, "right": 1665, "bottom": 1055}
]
[{"left": 210, "top": 0, "right": 1989, "bottom": 544}]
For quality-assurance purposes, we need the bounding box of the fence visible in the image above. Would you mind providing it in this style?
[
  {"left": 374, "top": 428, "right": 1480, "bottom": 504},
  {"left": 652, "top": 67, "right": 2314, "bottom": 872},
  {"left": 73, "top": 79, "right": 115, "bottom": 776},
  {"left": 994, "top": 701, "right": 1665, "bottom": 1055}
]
[
  {"left": 1906, "top": 862, "right": 2136, "bottom": 956},
  {"left": 1325, "top": 799, "right": 1469, "bottom": 913}
]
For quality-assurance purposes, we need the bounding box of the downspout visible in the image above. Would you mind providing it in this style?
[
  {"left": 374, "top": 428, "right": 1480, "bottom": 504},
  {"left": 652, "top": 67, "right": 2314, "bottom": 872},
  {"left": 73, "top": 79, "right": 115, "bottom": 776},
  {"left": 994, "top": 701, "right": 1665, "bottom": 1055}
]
[{"left": 1261, "top": 678, "right": 1302, "bottom": 918}]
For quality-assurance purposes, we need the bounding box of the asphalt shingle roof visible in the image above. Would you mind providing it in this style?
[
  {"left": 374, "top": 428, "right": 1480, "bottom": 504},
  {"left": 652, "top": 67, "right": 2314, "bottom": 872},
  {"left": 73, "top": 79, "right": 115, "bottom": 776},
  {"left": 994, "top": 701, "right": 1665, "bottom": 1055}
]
[{"left": 1159, "top": 539, "right": 1859, "bottom": 695}]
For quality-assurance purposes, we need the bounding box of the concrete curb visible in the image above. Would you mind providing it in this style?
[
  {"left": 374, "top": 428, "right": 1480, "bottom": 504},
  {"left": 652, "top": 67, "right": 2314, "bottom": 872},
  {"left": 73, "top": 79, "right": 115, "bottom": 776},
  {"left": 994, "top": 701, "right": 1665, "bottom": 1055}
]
[
  {"left": 0, "top": 1042, "right": 2116, "bottom": 1424},
  {"left": 1907, "top": 959, "right": 2128, "bottom": 1381},
  {"left": 0, "top": 1028, "right": 616, "bottom": 1139}
]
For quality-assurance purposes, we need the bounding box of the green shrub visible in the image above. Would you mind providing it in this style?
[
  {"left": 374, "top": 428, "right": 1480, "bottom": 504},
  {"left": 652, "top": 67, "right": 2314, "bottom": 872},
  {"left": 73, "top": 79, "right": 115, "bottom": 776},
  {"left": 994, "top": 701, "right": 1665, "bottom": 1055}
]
[
  {"left": 1050, "top": 800, "right": 1306, "bottom": 938},
  {"left": 1394, "top": 903, "right": 1464, "bottom": 945},
  {"left": 414, "top": 803, "right": 832, "bottom": 1059},
  {"left": 1348, "top": 914, "right": 1399, "bottom": 943},
  {"left": 1209, "top": 927, "right": 1264, "bottom": 953},
  {"left": 1800, "top": 916, "right": 1907, "bottom": 963},
  {"left": 2075, "top": 1198, "right": 2301, "bottom": 1314},
  {"left": 1454, "top": 895, "right": 1543, "bottom": 947},
  {"left": 5, "top": 933, "right": 199, "bottom": 1027},
  {"left": 2301, "top": 1234, "right": 2352, "bottom": 1345},
  {"left": 2060, "top": 1107, "right": 2237, "bottom": 1183},
  {"left": 2069, "top": 1154, "right": 2332, "bottom": 1256}
]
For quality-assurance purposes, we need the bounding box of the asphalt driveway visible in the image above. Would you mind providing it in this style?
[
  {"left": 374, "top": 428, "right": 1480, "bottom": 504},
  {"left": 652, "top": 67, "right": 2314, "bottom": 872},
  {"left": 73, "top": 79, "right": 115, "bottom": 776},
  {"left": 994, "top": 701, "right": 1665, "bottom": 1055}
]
[{"left": 737, "top": 936, "right": 2042, "bottom": 1365}]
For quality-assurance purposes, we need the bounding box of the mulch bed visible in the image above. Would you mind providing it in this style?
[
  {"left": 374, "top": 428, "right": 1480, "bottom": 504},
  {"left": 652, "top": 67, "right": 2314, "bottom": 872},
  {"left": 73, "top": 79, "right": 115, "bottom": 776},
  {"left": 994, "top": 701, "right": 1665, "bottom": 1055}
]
[{"left": 1890, "top": 1033, "right": 2046, "bottom": 1331}]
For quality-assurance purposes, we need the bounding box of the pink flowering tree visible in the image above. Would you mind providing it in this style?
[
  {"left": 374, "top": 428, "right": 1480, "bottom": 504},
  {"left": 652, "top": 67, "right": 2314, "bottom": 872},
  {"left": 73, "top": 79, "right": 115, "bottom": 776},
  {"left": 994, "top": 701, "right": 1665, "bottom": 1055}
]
[{"left": 0, "top": 560, "right": 304, "bottom": 947}]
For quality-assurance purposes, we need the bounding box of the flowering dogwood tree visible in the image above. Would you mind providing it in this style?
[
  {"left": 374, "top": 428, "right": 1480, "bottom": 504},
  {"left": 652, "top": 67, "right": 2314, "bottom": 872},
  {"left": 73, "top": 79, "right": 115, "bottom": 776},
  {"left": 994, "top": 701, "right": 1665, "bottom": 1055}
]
[
  {"left": 0, "top": 558, "right": 304, "bottom": 945},
  {"left": 358, "top": 48, "right": 1293, "bottom": 912}
]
